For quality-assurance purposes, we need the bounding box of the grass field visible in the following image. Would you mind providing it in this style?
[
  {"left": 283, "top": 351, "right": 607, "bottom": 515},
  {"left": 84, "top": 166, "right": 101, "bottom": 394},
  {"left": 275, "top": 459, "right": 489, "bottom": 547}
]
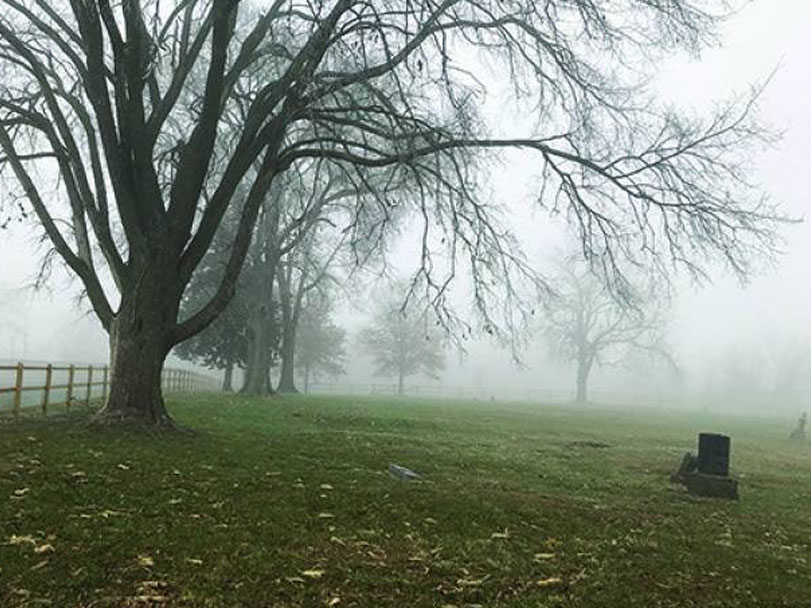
[{"left": 1, "top": 394, "right": 810, "bottom": 607}]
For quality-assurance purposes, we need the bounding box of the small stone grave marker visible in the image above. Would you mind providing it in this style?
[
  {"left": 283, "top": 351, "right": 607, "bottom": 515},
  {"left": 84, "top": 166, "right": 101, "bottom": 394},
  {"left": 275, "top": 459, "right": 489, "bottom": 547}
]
[{"left": 388, "top": 464, "right": 421, "bottom": 480}]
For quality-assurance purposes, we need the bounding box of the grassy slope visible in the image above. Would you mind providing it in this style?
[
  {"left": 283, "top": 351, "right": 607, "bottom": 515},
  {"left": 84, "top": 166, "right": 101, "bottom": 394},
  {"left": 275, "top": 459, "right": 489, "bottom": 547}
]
[{"left": 1, "top": 395, "right": 810, "bottom": 607}]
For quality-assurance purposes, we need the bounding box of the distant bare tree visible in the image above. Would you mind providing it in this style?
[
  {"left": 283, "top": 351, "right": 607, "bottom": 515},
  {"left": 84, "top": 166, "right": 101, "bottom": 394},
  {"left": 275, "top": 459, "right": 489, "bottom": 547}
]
[
  {"left": 295, "top": 294, "right": 346, "bottom": 394},
  {"left": 544, "top": 262, "right": 676, "bottom": 403},
  {"left": 0, "top": 1, "right": 785, "bottom": 427},
  {"left": 361, "top": 296, "right": 445, "bottom": 396}
]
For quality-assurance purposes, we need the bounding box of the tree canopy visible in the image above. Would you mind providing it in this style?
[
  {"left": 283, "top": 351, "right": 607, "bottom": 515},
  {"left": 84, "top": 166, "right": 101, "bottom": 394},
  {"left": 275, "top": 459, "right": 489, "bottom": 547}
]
[
  {"left": 544, "top": 260, "right": 676, "bottom": 403},
  {"left": 361, "top": 296, "right": 445, "bottom": 395},
  {"left": 0, "top": 0, "right": 785, "bottom": 425},
  {"left": 295, "top": 295, "right": 346, "bottom": 393}
]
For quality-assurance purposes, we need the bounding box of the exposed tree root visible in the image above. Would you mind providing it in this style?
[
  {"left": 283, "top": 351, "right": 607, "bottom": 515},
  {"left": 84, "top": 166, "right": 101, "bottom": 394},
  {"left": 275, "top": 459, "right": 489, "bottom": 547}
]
[{"left": 90, "top": 408, "right": 194, "bottom": 437}]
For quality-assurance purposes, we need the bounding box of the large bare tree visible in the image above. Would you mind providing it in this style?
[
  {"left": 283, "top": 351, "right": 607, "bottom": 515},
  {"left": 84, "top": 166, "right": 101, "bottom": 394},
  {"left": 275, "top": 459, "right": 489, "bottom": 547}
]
[{"left": 0, "top": 1, "right": 783, "bottom": 426}]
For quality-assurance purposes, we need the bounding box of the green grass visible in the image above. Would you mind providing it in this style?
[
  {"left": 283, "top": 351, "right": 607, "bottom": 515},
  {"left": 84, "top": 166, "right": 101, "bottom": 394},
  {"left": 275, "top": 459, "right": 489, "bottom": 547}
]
[{"left": 1, "top": 394, "right": 810, "bottom": 607}]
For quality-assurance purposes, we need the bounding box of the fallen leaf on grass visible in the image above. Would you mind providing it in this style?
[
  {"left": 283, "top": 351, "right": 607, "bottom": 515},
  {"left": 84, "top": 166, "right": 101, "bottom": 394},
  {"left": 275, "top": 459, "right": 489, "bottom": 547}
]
[
  {"left": 536, "top": 576, "right": 563, "bottom": 587},
  {"left": 30, "top": 560, "right": 49, "bottom": 571},
  {"left": 117, "top": 463, "right": 131, "bottom": 470},
  {"left": 534, "top": 553, "right": 556, "bottom": 561},
  {"left": 138, "top": 581, "right": 168, "bottom": 590},
  {"left": 490, "top": 529, "right": 510, "bottom": 540},
  {"left": 285, "top": 576, "right": 306, "bottom": 584},
  {"left": 34, "top": 544, "right": 55, "bottom": 554},
  {"left": 456, "top": 575, "right": 489, "bottom": 587},
  {"left": 317, "top": 512, "right": 335, "bottom": 519},
  {"left": 134, "top": 581, "right": 170, "bottom": 601},
  {"left": 68, "top": 471, "right": 88, "bottom": 483},
  {"left": 302, "top": 568, "right": 325, "bottom": 579},
  {"left": 12, "top": 488, "right": 29, "bottom": 497},
  {"left": 8, "top": 535, "right": 37, "bottom": 546},
  {"left": 131, "top": 595, "right": 168, "bottom": 603},
  {"left": 185, "top": 558, "right": 203, "bottom": 565},
  {"left": 327, "top": 598, "right": 341, "bottom": 606},
  {"left": 320, "top": 484, "right": 334, "bottom": 490},
  {"left": 136, "top": 555, "right": 155, "bottom": 567}
]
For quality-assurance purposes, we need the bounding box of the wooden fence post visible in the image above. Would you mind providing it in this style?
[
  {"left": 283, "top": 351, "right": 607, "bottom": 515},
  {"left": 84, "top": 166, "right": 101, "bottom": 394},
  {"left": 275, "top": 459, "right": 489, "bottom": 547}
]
[
  {"left": 13, "top": 362, "right": 23, "bottom": 417},
  {"left": 42, "top": 364, "right": 52, "bottom": 416},
  {"left": 86, "top": 365, "right": 93, "bottom": 407},
  {"left": 102, "top": 366, "right": 109, "bottom": 403},
  {"left": 66, "top": 364, "right": 75, "bottom": 410}
]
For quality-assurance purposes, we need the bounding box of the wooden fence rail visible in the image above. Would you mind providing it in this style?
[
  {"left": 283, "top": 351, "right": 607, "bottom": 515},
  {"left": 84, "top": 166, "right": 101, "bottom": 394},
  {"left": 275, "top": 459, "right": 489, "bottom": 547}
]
[{"left": 0, "top": 362, "right": 218, "bottom": 417}]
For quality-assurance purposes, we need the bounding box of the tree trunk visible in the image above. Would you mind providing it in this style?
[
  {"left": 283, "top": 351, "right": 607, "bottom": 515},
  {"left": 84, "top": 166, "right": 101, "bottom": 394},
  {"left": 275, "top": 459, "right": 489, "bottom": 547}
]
[
  {"left": 575, "top": 355, "right": 593, "bottom": 404},
  {"left": 241, "top": 236, "right": 278, "bottom": 396},
  {"left": 242, "top": 307, "right": 275, "bottom": 396},
  {"left": 304, "top": 364, "right": 310, "bottom": 394},
  {"left": 276, "top": 321, "right": 298, "bottom": 394},
  {"left": 222, "top": 361, "right": 234, "bottom": 392},
  {"left": 97, "top": 274, "right": 177, "bottom": 427},
  {"left": 266, "top": 367, "right": 274, "bottom": 394},
  {"left": 397, "top": 370, "right": 405, "bottom": 396}
]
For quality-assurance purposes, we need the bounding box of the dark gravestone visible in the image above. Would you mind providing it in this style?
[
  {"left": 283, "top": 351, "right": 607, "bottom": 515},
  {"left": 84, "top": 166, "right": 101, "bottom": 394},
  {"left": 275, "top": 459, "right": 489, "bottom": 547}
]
[
  {"left": 670, "top": 433, "right": 739, "bottom": 500},
  {"left": 684, "top": 472, "right": 739, "bottom": 500},
  {"left": 697, "top": 433, "right": 730, "bottom": 476}
]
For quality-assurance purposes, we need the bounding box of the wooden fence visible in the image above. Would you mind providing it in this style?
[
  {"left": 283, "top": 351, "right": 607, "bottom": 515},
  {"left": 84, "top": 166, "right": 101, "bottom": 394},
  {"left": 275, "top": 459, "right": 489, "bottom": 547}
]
[{"left": 0, "top": 362, "right": 218, "bottom": 416}]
